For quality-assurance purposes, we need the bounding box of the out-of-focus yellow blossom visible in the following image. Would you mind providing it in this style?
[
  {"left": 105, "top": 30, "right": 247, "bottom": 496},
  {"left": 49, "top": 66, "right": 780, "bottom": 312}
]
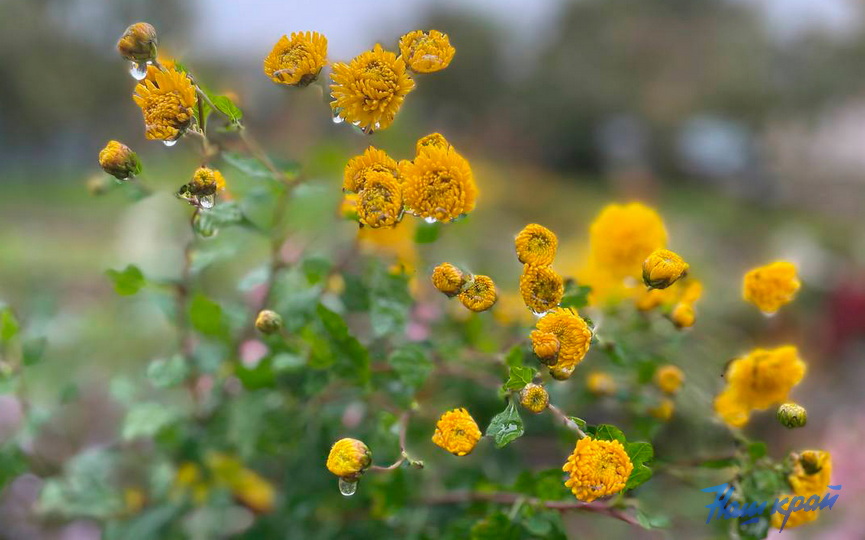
[
  {"left": 770, "top": 504, "right": 819, "bottom": 530},
  {"left": 563, "top": 437, "right": 633, "bottom": 502},
  {"left": 642, "top": 249, "right": 688, "bottom": 290},
  {"left": 777, "top": 402, "right": 808, "bottom": 429},
  {"left": 649, "top": 398, "right": 675, "bottom": 421},
  {"left": 415, "top": 132, "right": 450, "bottom": 155},
  {"left": 534, "top": 307, "right": 592, "bottom": 379},
  {"left": 401, "top": 145, "right": 477, "bottom": 222},
  {"left": 263, "top": 31, "right": 327, "bottom": 87},
  {"left": 714, "top": 346, "right": 807, "bottom": 428},
  {"left": 587, "top": 371, "right": 617, "bottom": 396},
  {"left": 398, "top": 30, "right": 455, "bottom": 73},
  {"left": 530, "top": 331, "right": 560, "bottom": 365},
  {"left": 357, "top": 219, "right": 417, "bottom": 274},
  {"left": 771, "top": 450, "right": 832, "bottom": 530},
  {"left": 206, "top": 453, "right": 276, "bottom": 514},
  {"left": 255, "top": 309, "right": 283, "bottom": 334},
  {"left": 579, "top": 259, "right": 637, "bottom": 306},
  {"left": 515, "top": 224, "right": 558, "bottom": 266},
  {"left": 681, "top": 280, "right": 703, "bottom": 304},
  {"left": 343, "top": 146, "right": 399, "bottom": 193},
  {"left": 326, "top": 438, "right": 372, "bottom": 480},
  {"left": 432, "top": 408, "right": 481, "bottom": 456},
  {"left": 356, "top": 170, "right": 403, "bottom": 228},
  {"left": 123, "top": 487, "right": 146, "bottom": 515},
  {"left": 670, "top": 302, "right": 695, "bottom": 328},
  {"left": 654, "top": 365, "right": 684, "bottom": 395},
  {"left": 98, "top": 140, "right": 142, "bottom": 180},
  {"left": 117, "top": 23, "right": 158, "bottom": 63},
  {"left": 589, "top": 202, "right": 667, "bottom": 280},
  {"left": 330, "top": 44, "right": 415, "bottom": 132},
  {"left": 743, "top": 261, "right": 801, "bottom": 314},
  {"left": 173, "top": 462, "right": 209, "bottom": 505},
  {"left": 635, "top": 287, "right": 674, "bottom": 311},
  {"left": 519, "top": 383, "right": 549, "bottom": 414},
  {"left": 492, "top": 292, "right": 536, "bottom": 326},
  {"left": 520, "top": 265, "right": 564, "bottom": 313},
  {"left": 339, "top": 193, "right": 359, "bottom": 220},
  {"left": 458, "top": 275, "right": 497, "bottom": 312},
  {"left": 133, "top": 65, "right": 196, "bottom": 141},
  {"left": 431, "top": 262, "right": 466, "bottom": 297}
]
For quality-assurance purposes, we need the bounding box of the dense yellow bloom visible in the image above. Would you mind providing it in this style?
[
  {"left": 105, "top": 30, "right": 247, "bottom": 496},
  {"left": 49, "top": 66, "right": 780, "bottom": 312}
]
[
  {"left": 520, "top": 265, "right": 564, "bottom": 313},
  {"left": 587, "top": 371, "right": 617, "bottom": 396},
  {"left": 519, "top": 383, "right": 549, "bottom": 413},
  {"left": 670, "top": 302, "right": 695, "bottom": 328},
  {"left": 343, "top": 146, "right": 400, "bottom": 193},
  {"left": 563, "top": 438, "right": 633, "bottom": 502},
  {"left": 648, "top": 398, "right": 675, "bottom": 421},
  {"left": 398, "top": 30, "right": 455, "bottom": 73},
  {"left": 326, "top": 438, "right": 372, "bottom": 480},
  {"left": 515, "top": 224, "right": 558, "bottom": 266},
  {"left": 771, "top": 451, "right": 832, "bottom": 530},
  {"left": 416, "top": 132, "right": 450, "bottom": 155},
  {"left": 356, "top": 170, "right": 403, "bottom": 228},
  {"left": 530, "top": 331, "right": 560, "bottom": 364},
  {"left": 458, "top": 275, "right": 497, "bottom": 312},
  {"left": 431, "top": 262, "right": 466, "bottom": 297},
  {"left": 589, "top": 202, "right": 667, "bottom": 279},
  {"left": 743, "top": 261, "right": 800, "bottom": 314},
  {"left": 400, "top": 145, "right": 477, "bottom": 222},
  {"left": 263, "top": 31, "right": 327, "bottom": 87},
  {"left": 98, "top": 140, "right": 142, "bottom": 180},
  {"left": 714, "top": 346, "right": 807, "bottom": 427},
  {"left": 189, "top": 167, "right": 226, "bottom": 195},
  {"left": 133, "top": 66, "right": 196, "bottom": 141},
  {"left": 207, "top": 453, "right": 275, "bottom": 514},
  {"left": 117, "top": 22, "right": 157, "bottom": 63},
  {"left": 642, "top": 249, "right": 688, "bottom": 289},
  {"left": 432, "top": 408, "right": 481, "bottom": 456},
  {"left": 330, "top": 44, "right": 415, "bottom": 132},
  {"left": 534, "top": 308, "right": 592, "bottom": 379},
  {"left": 654, "top": 365, "right": 684, "bottom": 395}
]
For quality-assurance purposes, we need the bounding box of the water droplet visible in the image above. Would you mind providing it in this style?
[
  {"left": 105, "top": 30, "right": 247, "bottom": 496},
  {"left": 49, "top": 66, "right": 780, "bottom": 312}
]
[
  {"left": 423, "top": 216, "right": 437, "bottom": 224},
  {"left": 332, "top": 109, "right": 345, "bottom": 124},
  {"left": 129, "top": 62, "right": 148, "bottom": 80},
  {"left": 338, "top": 478, "right": 358, "bottom": 497},
  {"left": 761, "top": 310, "right": 778, "bottom": 319},
  {"left": 163, "top": 139, "right": 178, "bottom": 147},
  {"left": 199, "top": 195, "right": 215, "bottom": 209}
]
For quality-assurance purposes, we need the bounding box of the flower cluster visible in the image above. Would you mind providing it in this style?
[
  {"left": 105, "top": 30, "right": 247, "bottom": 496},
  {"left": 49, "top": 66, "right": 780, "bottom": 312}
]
[
  {"left": 771, "top": 451, "right": 832, "bottom": 530},
  {"left": 743, "top": 261, "right": 800, "bottom": 314},
  {"left": 562, "top": 438, "right": 633, "bottom": 502},
  {"left": 432, "top": 408, "right": 482, "bottom": 456},
  {"left": 263, "top": 31, "right": 328, "bottom": 87},
  {"left": 531, "top": 307, "right": 593, "bottom": 380},
  {"left": 430, "top": 262, "right": 497, "bottom": 312},
  {"left": 514, "top": 224, "right": 564, "bottom": 313}
]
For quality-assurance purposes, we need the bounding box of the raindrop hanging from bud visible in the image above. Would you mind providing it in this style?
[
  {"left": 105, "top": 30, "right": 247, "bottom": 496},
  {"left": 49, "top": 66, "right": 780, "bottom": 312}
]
[
  {"left": 199, "top": 194, "right": 215, "bottom": 210},
  {"left": 338, "top": 478, "right": 358, "bottom": 497},
  {"left": 163, "top": 139, "right": 178, "bottom": 147},
  {"left": 129, "top": 62, "right": 148, "bottom": 80}
]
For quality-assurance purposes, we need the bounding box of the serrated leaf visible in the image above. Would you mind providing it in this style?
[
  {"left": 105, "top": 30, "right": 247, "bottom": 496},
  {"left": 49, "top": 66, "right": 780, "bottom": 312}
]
[
  {"left": 368, "top": 263, "right": 412, "bottom": 338},
  {"left": 486, "top": 400, "right": 525, "bottom": 448},
  {"left": 560, "top": 281, "right": 592, "bottom": 310},
  {"left": 626, "top": 441, "right": 654, "bottom": 467},
  {"left": 635, "top": 509, "right": 670, "bottom": 530},
  {"left": 592, "top": 424, "right": 626, "bottom": 443},
  {"left": 504, "top": 344, "right": 524, "bottom": 368},
  {"left": 569, "top": 416, "right": 588, "bottom": 431},
  {"left": 317, "top": 304, "right": 370, "bottom": 386},
  {"left": 626, "top": 463, "right": 653, "bottom": 489},
  {"left": 388, "top": 345, "right": 433, "bottom": 390},
  {"left": 222, "top": 151, "right": 273, "bottom": 179},
  {"left": 210, "top": 95, "right": 243, "bottom": 123},
  {"left": 503, "top": 365, "right": 535, "bottom": 391},
  {"left": 146, "top": 355, "right": 189, "bottom": 388},
  {"left": 106, "top": 265, "right": 145, "bottom": 296}
]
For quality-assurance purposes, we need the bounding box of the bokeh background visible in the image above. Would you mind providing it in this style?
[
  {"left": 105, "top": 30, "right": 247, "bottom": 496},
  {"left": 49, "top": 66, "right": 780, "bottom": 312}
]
[{"left": 2, "top": 0, "right": 865, "bottom": 538}]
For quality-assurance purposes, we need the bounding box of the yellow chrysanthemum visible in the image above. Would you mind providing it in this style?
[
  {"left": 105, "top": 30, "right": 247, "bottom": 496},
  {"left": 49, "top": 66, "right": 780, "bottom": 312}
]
[
  {"left": 458, "top": 275, "right": 497, "bottom": 312},
  {"left": 519, "top": 265, "right": 564, "bottom": 314},
  {"left": 534, "top": 307, "right": 592, "bottom": 380},
  {"left": 681, "top": 280, "right": 703, "bottom": 304},
  {"left": 743, "top": 261, "right": 801, "bottom": 314},
  {"left": 714, "top": 346, "right": 807, "bottom": 428},
  {"left": 431, "top": 262, "right": 466, "bottom": 297},
  {"left": 432, "top": 408, "right": 481, "bottom": 456},
  {"left": 654, "top": 365, "right": 684, "bottom": 395},
  {"left": 326, "top": 438, "right": 372, "bottom": 480},
  {"left": 771, "top": 451, "right": 832, "bottom": 530},
  {"left": 339, "top": 193, "right": 359, "bottom": 220},
  {"left": 398, "top": 30, "right": 455, "bottom": 73},
  {"left": 519, "top": 383, "right": 549, "bottom": 414},
  {"left": 416, "top": 132, "right": 450, "bottom": 155},
  {"left": 530, "top": 331, "right": 560, "bottom": 365},
  {"left": 207, "top": 453, "right": 276, "bottom": 514},
  {"left": 589, "top": 202, "right": 667, "bottom": 279},
  {"left": 117, "top": 22, "right": 157, "bottom": 63},
  {"left": 98, "top": 140, "right": 142, "bottom": 180},
  {"left": 770, "top": 503, "right": 819, "bottom": 530},
  {"left": 670, "top": 302, "right": 695, "bottom": 328},
  {"left": 343, "top": 146, "right": 400, "bottom": 193},
  {"left": 400, "top": 145, "right": 477, "bottom": 222},
  {"left": 357, "top": 219, "right": 417, "bottom": 274},
  {"left": 133, "top": 65, "right": 197, "bottom": 141},
  {"left": 642, "top": 249, "right": 689, "bottom": 290},
  {"left": 356, "top": 170, "right": 403, "bottom": 228},
  {"left": 648, "top": 398, "right": 675, "bottom": 421},
  {"left": 515, "top": 224, "right": 558, "bottom": 266},
  {"left": 563, "top": 437, "right": 633, "bottom": 502},
  {"left": 263, "top": 31, "right": 327, "bottom": 87},
  {"left": 330, "top": 44, "right": 415, "bottom": 132},
  {"left": 189, "top": 167, "right": 226, "bottom": 195},
  {"left": 587, "top": 371, "right": 617, "bottom": 396}
]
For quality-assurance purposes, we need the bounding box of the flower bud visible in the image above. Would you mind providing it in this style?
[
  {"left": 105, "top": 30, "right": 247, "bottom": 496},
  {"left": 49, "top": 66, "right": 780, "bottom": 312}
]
[
  {"left": 431, "top": 262, "right": 465, "bottom": 297},
  {"left": 670, "top": 302, "right": 695, "bottom": 328},
  {"left": 777, "top": 402, "right": 807, "bottom": 429},
  {"left": 326, "top": 438, "right": 372, "bottom": 481},
  {"left": 642, "top": 249, "right": 689, "bottom": 289},
  {"left": 255, "top": 310, "right": 283, "bottom": 334},
  {"left": 587, "top": 371, "right": 616, "bottom": 396},
  {"left": 117, "top": 23, "right": 158, "bottom": 63},
  {"left": 648, "top": 398, "right": 675, "bottom": 421},
  {"left": 530, "top": 330, "right": 559, "bottom": 365},
  {"left": 98, "top": 140, "right": 142, "bottom": 180},
  {"left": 654, "top": 365, "right": 685, "bottom": 395},
  {"left": 519, "top": 383, "right": 549, "bottom": 414}
]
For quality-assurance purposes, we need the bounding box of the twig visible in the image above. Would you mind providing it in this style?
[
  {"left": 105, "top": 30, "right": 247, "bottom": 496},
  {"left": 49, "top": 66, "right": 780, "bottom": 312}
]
[
  {"left": 238, "top": 127, "right": 285, "bottom": 182},
  {"left": 547, "top": 404, "right": 586, "bottom": 438},
  {"left": 369, "top": 410, "right": 422, "bottom": 472}
]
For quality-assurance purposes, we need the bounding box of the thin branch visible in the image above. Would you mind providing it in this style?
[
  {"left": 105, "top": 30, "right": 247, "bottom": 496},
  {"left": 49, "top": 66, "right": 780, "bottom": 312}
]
[
  {"left": 547, "top": 404, "right": 586, "bottom": 438},
  {"left": 238, "top": 127, "right": 285, "bottom": 182},
  {"left": 369, "top": 411, "right": 421, "bottom": 472}
]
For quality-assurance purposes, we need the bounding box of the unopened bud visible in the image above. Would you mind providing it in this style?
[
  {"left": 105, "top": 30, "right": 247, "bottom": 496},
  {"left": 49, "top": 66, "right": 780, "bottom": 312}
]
[
  {"left": 117, "top": 23, "right": 158, "bottom": 63},
  {"left": 326, "top": 438, "right": 372, "bottom": 481},
  {"left": 519, "top": 383, "right": 549, "bottom": 414},
  {"left": 777, "top": 403, "right": 807, "bottom": 429},
  {"left": 98, "top": 140, "right": 142, "bottom": 180},
  {"left": 255, "top": 310, "right": 283, "bottom": 334},
  {"left": 642, "top": 249, "right": 689, "bottom": 290}
]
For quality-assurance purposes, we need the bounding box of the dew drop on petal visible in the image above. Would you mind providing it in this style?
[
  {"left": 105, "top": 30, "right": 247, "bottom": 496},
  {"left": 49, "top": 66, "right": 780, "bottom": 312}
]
[
  {"left": 163, "top": 139, "right": 178, "bottom": 147},
  {"left": 338, "top": 478, "right": 357, "bottom": 497},
  {"left": 130, "top": 62, "right": 148, "bottom": 80},
  {"left": 332, "top": 115, "right": 345, "bottom": 124},
  {"left": 423, "top": 216, "right": 437, "bottom": 224},
  {"left": 761, "top": 310, "right": 777, "bottom": 319}
]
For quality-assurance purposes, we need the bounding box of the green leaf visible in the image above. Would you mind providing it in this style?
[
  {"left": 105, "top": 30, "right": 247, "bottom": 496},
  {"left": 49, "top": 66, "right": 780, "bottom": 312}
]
[
  {"left": 626, "top": 441, "right": 654, "bottom": 467},
  {"left": 106, "top": 265, "right": 145, "bottom": 296},
  {"left": 194, "top": 201, "right": 246, "bottom": 236},
  {"left": 699, "top": 457, "right": 738, "bottom": 469},
  {"left": 560, "top": 281, "right": 592, "bottom": 310},
  {"left": 503, "top": 365, "right": 535, "bottom": 391},
  {"left": 0, "top": 309, "right": 19, "bottom": 342},
  {"left": 414, "top": 221, "right": 441, "bottom": 244},
  {"left": 22, "top": 337, "right": 47, "bottom": 366},
  {"left": 222, "top": 151, "right": 273, "bottom": 179},
  {"left": 122, "top": 403, "right": 178, "bottom": 441},
  {"left": 504, "top": 344, "right": 525, "bottom": 368},
  {"left": 0, "top": 446, "right": 28, "bottom": 491},
  {"left": 470, "top": 512, "right": 519, "bottom": 540},
  {"left": 388, "top": 345, "right": 433, "bottom": 390},
  {"left": 188, "top": 294, "right": 224, "bottom": 336},
  {"left": 368, "top": 263, "right": 413, "bottom": 338},
  {"left": 592, "top": 424, "right": 626, "bottom": 443},
  {"left": 317, "top": 304, "right": 371, "bottom": 386},
  {"left": 486, "top": 400, "right": 525, "bottom": 448},
  {"left": 302, "top": 256, "right": 332, "bottom": 285},
  {"left": 569, "top": 417, "right": 588, "bottom": 432},
  {"left": 146, "top": 355, "right": 189, "bottom": 388},
  {"left": 38, "top": 449, "right": 124, "bottom": 519},
  {"left": 210, "top": 95, "right": 243, "bottom": 123},
  {"left": 635, "top": 509, "right": 670, "bottom": 530},
  {"left": 626, "top": 463, "right": 653, "bottom": 489},
  {"left": 748, "top": 441, "right": 768, "bottom": 461}
]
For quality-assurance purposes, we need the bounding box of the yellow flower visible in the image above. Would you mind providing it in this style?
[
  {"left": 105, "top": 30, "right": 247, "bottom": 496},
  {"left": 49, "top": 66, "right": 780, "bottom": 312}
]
[
  {"left": 530, "top": 331, "right": 560, "bottom": 365},
  {"left": 432, "top": 408, "right": 481, "bottom": 456},
  {"left": 681, "top": 280, "right": 703, "bottom": 304},
  {"left": 589, "top": 202, "right": 667, "bottom": 279},
  {"left": 563, "top": 437, "right": 633, "bottom": 502},
  {"left": 401, "top": 145, "right": 477, "bottom": 222},
  {"left": 770, "top": 502, "right": 819, "bottom": 530},
  {"left": 458, "top": 275, "right": 497, "bottom": 312},
  {"left": 431, "top": 262, "right": 466, "bottom": 297},
  {"left": 357, "top": 219, "right": 417, "bottom": 274},
  {"left": 133, "top": 65, "right": 197, "bottom": 141},
  {"left": 339, "top": 193, "right": 359, "bottom": 220},
  {"left": 416, "top": 132, "right": 450, "bottom": 155},
  {"left": 189, "top": 167, "right": 226, "bottom": 195},
  {"left": 123, "top": 487, "right": 146, "bottom": 515},
  {"left": 648, "top": 398, "right": 675, "bottom": 421},
  {"left": 398, "top": 30, "right": 456, "bottom": 73},
  {"left": 587, "top": 371, "right": 617, "bottom": 396},
  {"left": 330, "top": 44, "right": 415, "bottom": 132},
  {"left": 343, "top": 146, "right": 399, "bottom": 193},
  {"left": 492, "top": 292, "right": 536, "bottom": 326},
  {"left": 654, "top": 365, "right": 684, "bottom": 395},
  {"left": 326, "top": 438, "right": 372, "bottom": 480},
  {"left": 520, "top": 265, "right": 564, "bottom": 314},
  {"left": 635, "top": 287, "right": 673, "bottom": 311},
  {"left": 771, "top": 451, "right": 832, "bottom": 530},
  {"left": 255, "top": 310, "right": 283, "bottom": 334},
  {"left": 743, "top": 261, "right": 800, "bottom": 314},
  {"left": 98, "top": 140, "right": 142, "bottom": 180},
  {"left": 172, "top": 462, "right": 209, "bottom": 505},
  {"left": 356, "top": 170, "right": 403, "bottom": 228},
  {"left": 515, "top": 224, "right": 558, "bottom": 266},
  {"left": 117, "top": 22, "right": 158, "bottom": 63},
  {"left": 232, "top": 469, "right": 276, "bottom": 514},
  {"left": 519, "top": 383, "right": 549, "bottom": 414},
  {"left": 714, "top": 346, "right": 807, "bottom": 427},
  {"left": 263, "top": 31, "right": 327, "bottom": 87},
  {"left": 642, "top": 249, "right": 688, "bottom": 289},
  {"left": 670, "top": 302, "right": 695, "bottom": 328},
  {"left": 534, "top": 308, "right": 592, "bottom": 380}
]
